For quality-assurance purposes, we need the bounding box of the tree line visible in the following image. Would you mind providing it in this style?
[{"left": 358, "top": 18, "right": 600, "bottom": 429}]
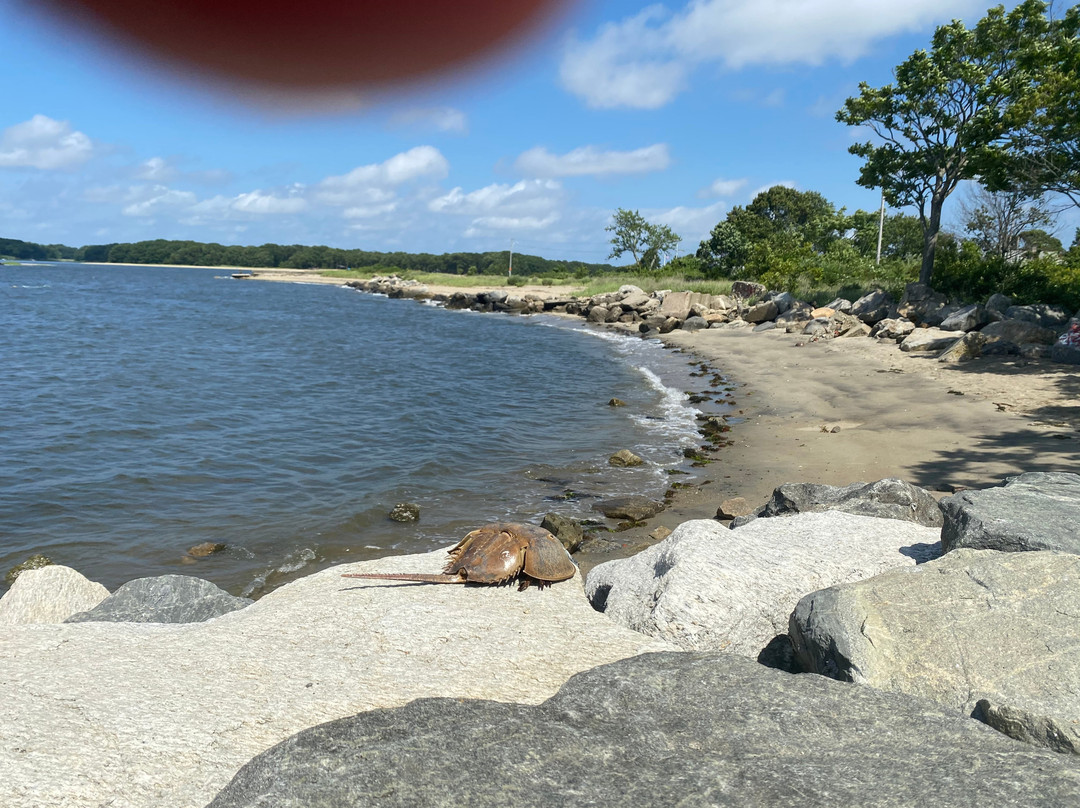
[{"left": 0, "top": 237, "right": 619, "bottom": 278}]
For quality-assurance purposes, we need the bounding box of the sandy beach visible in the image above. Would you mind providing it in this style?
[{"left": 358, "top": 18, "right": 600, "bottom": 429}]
[{"left": 247, "top": 269, "right": 1079, "bottom": 568}]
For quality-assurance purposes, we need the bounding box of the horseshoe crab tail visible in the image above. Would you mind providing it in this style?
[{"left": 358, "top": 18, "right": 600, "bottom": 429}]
[{"left": 340, "top": 572, "right": 467, "bottom": 584}]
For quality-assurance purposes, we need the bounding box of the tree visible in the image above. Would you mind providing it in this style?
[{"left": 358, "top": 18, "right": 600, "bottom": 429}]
[
  {"left": 606, "top": 208, "right": 680, "bottom": 272},
  {"left": 988, "top": 6, "right": 1080, "bottom": 206},
  {"left": 959, "top": 185, "right": 1053, "bottom": 260},
  {"left": 847, "top": 209, "right": 924, "bottom": 260},
  {"left": 726, "top": 185, "right": 846, "bottom": 253},
  {"left": 837, "top": 1, "right": 1052, "bottom": 285},
  {"left": 696, "top": 220, "right": 749, "bottom": 277}
]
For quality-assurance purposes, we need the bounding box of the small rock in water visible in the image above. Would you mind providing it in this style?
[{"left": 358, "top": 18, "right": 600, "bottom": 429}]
[
  {"left": 609, "top": 449, "right": 644, "bottom": 468},
  {"left": 5, "top": 554, "right": 54, "bottom": 585},
  {"left": 187, "top": 542, "right": 227, "bottom": 558},
  {"left": 541, "top": 513, "right": 585, "bottom": 554},
  {"left": 388, "top": 503, "right": 421, "bottom": 523},
  {"left": 608, "top": 398, "right": 627, "bottom": 407}
]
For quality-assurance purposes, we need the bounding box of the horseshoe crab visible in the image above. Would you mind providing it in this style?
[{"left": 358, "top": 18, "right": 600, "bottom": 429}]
[{"left": 341, "top": 522, "right": 577, "bottom": 591}]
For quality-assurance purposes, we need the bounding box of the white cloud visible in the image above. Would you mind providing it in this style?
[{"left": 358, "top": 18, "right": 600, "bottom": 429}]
[
  {"left": 465, "top": 213, "right": 561, "bottom": 235},
  {"left": 698, "top": 177, "right": 747, "bottom": 199},
  {"left": 135, "top": 157, "right": 175, "bottom": 182},
  {"left": 561, "top": 0, "right": 981, "bottom": 108},
  {"left": 122, "top": 187, "right": 198, "bottom": 217},
  {"left": 231, "top": 189, "right": 308, "bottom": 214},
  {"left": 515, "top": 144, "right": 671, "bottom": 178},
  {"left": 429, "top": 179, "right": 563, "bottom": 216},
  {"left": 315, "top": 146, "right": 449, "bottom": 205},
  {"left": 0, "top": 115, "right": 93, "bottom": 170},
  {"left": 749, "top": 180, "right": 798, "bottom": 199},
  {"left": 343, "top": 202, "right": 398, "bottom": 219},
  {"left": 649, "top": 201, "right": 728, "bottom": 246},
  {"left": 390, "top": 107, "right": 468, "bottom": 134}
]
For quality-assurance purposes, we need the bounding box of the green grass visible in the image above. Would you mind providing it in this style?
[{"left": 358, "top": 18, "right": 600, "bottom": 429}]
[{"left": 574, "top": 275, "right": 734, "bottom": 298}]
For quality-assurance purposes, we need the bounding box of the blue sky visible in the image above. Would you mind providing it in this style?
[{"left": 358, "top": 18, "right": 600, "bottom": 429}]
[{"left": 2, "top": 0, "right": 1075, "bottom": 262}]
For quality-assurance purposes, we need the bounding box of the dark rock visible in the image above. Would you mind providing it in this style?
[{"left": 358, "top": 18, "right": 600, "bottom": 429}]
[
  {"left": 592, "top": 496, "right": 664, "bottom": 521},
  {"left": 1005, "top": 304, "right": 1071, "bottom": 329},
  {"left": 5, "top": 553, "right": 54, "bottom": 585},
  {"left": 981, "top": 319, "right": 1058, "bottom": 346},
  {"left": 790, "top": 548, "right": 1080, "bottom": 755},
  {"left": 607, "top": 398, "right": 626, "bottom": 407},
  {"left": 850, "top": 289, "right": 894, "bottom": 325},
  {"left": 732, "top": 478, "right": 943, "bottom": 529},
  {"left": 730, "top": 280, "right": 766, "bottom": 300},
  {"left": 824, "top": 297, "right": 852, "bottom": 313},
  {"left": 941, "top": 472, "right": 1080, "bottom": 555},
  {"left": 769, "top": 291, "right": 796, "bottom": 314},
  {"left": 207, "top": 652, "right": 1080, "bottom": 808},
  {"left": 65, "top": 575, "right": 252, "bottom": 624},
  {"left": 680, "top": 316, "right": 709, "bottom": 332},
  {"left": 898, "top": 283, "right": 948, "bottom": 325},
  {"left": 187, "top": 542, "right": 226, "bottom": 558},
  {"left": 388, "top": 502, "right": 420, "bottom": 522},
  {"left": 540, "top": 513, "right": 584, "bottom": 554},
  {"left": 658, "top": 317, "right": 681, "bottom": 334},
  {"left": 1051, "top": 343, "right": 1080, "bottom": 365},
  {"left": 940, "top": 303, "right": 988, "bottom": 332},
  {"left": 586, "top": 306, "right": 610, "bottom": 323},
  {"left": 752, "top": 321, "right": 776, "bottom": 332},
  {"left": 985, "top": 293, "right": 1012, "bottom": 321}
]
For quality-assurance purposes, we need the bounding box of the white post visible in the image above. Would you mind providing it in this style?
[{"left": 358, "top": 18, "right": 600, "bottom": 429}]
[
  {"left": 876, "top": 191, "right": 885, "bottom": 266},
  {"left": 508, "top": 239, "right": 514, "bottom": 277}
]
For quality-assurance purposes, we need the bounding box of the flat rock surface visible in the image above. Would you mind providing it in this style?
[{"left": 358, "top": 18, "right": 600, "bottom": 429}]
[
  {"left": 941, "top": 471, "right": 1080, "bottom": 555},
  {"left": 0, "top": 550, "right": 668, "bottom": 808},
  {"left": 208, "top": 651, "right": 1080, "bottom": 808},
  {"left": 585, "top": 513, "right": 940, "bottom": 656},
  {"left": 65, "top": 574, "right": 252, "bottom": 623},
  {"left": 0, "top": 565, "right": 109, "bottom": 625},
  {"left": 790, "top": 548, "right": 1080, "bottom": 754}
]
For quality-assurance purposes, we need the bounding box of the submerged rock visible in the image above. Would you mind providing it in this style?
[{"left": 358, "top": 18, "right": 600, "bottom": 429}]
[{"left": 388, "top": 502, "right": 420, "bottom": 522}]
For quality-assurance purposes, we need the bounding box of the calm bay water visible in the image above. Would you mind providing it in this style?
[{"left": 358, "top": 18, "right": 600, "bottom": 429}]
[{"left": 1, "top": 264, "right": 714, "bottom": 596}]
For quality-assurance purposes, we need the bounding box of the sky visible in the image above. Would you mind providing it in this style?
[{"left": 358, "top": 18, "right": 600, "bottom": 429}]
[{"left": 2, "top": 0, "right": 1076, "bottom": 263}]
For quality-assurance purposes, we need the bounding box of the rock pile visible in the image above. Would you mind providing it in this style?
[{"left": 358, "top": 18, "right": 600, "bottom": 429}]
[{"left": 345, "top": 276, "right": 1080, "bottom": 366}]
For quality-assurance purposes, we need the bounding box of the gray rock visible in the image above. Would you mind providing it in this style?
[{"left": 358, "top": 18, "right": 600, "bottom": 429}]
[
  {"left": 388, "top": 501, "right": 420, "bottom": 522},
  {"left": 940, "top": 303, "right": 988, "bottom": 332},
  {"left": 941, "top": 472, "right": 1080, "bottom": 555},
  {"left": 207, "top": 651, "right": 1080, "bottom": 808},
  {"left": 540, "top": 513, "right": 584, "bottom": 554},
  {"left": 1006, "top": 303, "right": 1071, "bottom": 328},
  {"left": 585, "top": 513, "right": 940, "bottom": 656},
  {"left": 743, "top": 299, "right": 778, "bottom": 323},
  {"left": 65, "top": 575, "right": 252, "bottom": 624},
  {"left": 937, "top": 331, "right": 986, "bottom": 362},
  {"left": 658, "top": 290, "right": 693, "bottom": 320},
  {"left": 658, "top": 316, "right": 681, "bottom": 334},
  {"left": 870, "top": 317, "right": 916, "bottom": 341},
  {"left": 803, "top": 318, "right": 829, "bottom": 336},
  {"left": 769, "top": 291, "right": 796, "bottom": 314},
  {"left": 715, "top": 497, "right": 753, "bottom": 520},
  {"left": 981, "top": 318, "right": 1058, "bottom": 346},
  {"left": 731, "top": 280, "right": 766, "bottom": 300},
  {"left": 830, "top": 310, "right": 872, "bottom": 337},
  {"left": 1052, "top": 342, "right": 1080, "bottom": 365},
  {"left": 899, "top": 328, "right": 960, "bottom": 353},
  {"left": 680, "top": 315, "right": 709, "bottom": 331},
  {"left": 0, "top": 565, "right": 109, "bottom": 625},
  {"left": 0, "top": 549, "right": 667, "bottom": 808},
  {"left": 824, "top": 297, "right": 852, "bottom": 313},
  {"left": 898, "top": 283, "right": 948, "bottom": 325},
  {"left": 790, "top": 548, "right": 1080, "bottom": 755},
  {"left": 985, "top": 293, "right": 1012, "bottom": 321},
  {"left": 732, "top": 478, "right": 944, "bottom": 528},
  {"left": 592, "top": 496, "right": 664, "bottom": 522},
  {"left": 1020, "top": 342, "right": 1051, "bottom": 359},
  {"left": 586, "top": 305, "right": 610, "bottom": 323},
  {"left": 850, "top": 289, "right": 894, "bottom": 324},
  {"left": 752, "top": 321, "right": 776, "bottom": 332}
]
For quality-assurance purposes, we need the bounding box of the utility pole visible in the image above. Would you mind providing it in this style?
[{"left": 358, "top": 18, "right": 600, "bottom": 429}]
[
  {"left": 876, "top": 190, "right": 885, "bottom": 266},
  {"left": 508, "top": 238, "right": 514, "bottom": 277}
]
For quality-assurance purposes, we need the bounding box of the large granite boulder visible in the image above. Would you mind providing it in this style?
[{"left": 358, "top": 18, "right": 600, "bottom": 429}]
[
  {"left": 850, "top": 289, "right": 894, "bottom": 324},
  {"left": 207, "top": 651, "right": 1080, "bottom": 808},
  {"left": 0, "top": 549, "right": 666, "bottom": 808},
  {"left": 937, "top": 331, "right": 986, "bottom": 362},
  {"left": 980, "top": 318, "right": 1058, "bottom": 346},
  {"left": 585, "top": 513, "right": 940, "bottom": 657},
  {"left": 65, "top": 574, "right": 253, "bottom": 624},
  {"left": 790, "top": 548, "right": 1080, "bottom": 755},
  {"left": 870, "top": 317, "right": 916, "bottom": 341},
  {"left": 899, "top": 328, "right": 959, "bottom": 353},
  {"left": 941, "top": 472, "right": 1080, "bottom": 555},
  {"left": 731, "top": 478, "right": 944, "bottom": 529},
  {"left": 1005, "top": 303, "right": 1071, "bottom": 328},
  {"left": 939, "top": 303, "right": 989, "bottom": 332},
  {"left": 743, "top": 299, "right": 778, "bottom": 324},
  {"left": 898, "top": 283, "right": 948, "bottom": 325},
  {"left": 0, "top": 565, "right": 109, "bottom": 625}
]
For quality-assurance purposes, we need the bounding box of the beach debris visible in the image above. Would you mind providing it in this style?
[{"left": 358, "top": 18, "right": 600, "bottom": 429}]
[
  {"left": 5, "top": 554, "right": 54, "bottom": 585},
  {"left": 609, "top": 449, "right": 644, "bottom": 468},
  {"left": 388, "top": 502, "right": 421, "bottom": 523},
  {"left": 341, "top": 523, "right": 577, "bottom": 591}
]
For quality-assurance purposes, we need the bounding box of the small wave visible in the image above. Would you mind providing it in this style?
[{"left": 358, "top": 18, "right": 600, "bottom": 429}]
[{"left": 241, "top": 547, "right": 316, "bottom": 597}]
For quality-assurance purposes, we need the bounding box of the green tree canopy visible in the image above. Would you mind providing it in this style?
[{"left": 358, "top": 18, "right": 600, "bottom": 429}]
[
  {"left": 605, "top": 208, "right": 681, "bottom": 272},
  {"left": 726, "top": 185, "right": 846, "bottom": 253},
  {"left": 837, "top": 1, "right": 1055, "bottom": 285}
]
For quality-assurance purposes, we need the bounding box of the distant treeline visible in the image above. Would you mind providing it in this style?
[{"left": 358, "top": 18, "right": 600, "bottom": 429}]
[{"left": 0, "top": 237, "right": 619, "bottom": 277}]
